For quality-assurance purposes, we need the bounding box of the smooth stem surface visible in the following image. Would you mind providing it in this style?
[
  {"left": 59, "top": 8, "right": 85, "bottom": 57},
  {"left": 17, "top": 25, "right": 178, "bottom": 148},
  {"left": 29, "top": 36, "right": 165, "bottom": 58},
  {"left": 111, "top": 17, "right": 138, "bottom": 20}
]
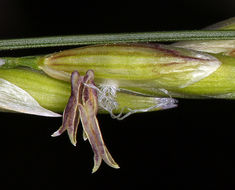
[
  {"left": 1, "top": 31, "right": 235, "bottom": 50},
  {"left": 1, "top": 56, "right": 41, "bottom": 70}
]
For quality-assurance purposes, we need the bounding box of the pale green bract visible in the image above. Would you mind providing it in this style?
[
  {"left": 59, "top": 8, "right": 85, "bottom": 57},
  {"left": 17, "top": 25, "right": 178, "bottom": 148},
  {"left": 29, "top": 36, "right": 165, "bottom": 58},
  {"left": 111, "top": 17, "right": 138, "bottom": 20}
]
[
  {"left": 0, "top": 78, "right": 60, "bottom": 117},
  {"left": 174, "top": 17, "right": 235, "bottom": 55}
]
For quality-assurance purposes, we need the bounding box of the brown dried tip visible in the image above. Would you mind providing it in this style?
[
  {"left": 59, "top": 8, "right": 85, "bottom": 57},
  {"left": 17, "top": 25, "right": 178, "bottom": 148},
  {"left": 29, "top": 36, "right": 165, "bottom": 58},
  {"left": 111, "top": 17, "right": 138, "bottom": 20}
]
[{"left": 52, "top": 70, "right": 119, "bottom": 172}]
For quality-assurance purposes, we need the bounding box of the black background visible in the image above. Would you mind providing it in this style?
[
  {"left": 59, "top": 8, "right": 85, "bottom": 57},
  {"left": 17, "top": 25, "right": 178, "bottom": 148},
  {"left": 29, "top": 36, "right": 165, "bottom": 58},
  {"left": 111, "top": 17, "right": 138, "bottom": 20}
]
[{"left": 0, "top": 0, "right": 235, "bottom": 189}]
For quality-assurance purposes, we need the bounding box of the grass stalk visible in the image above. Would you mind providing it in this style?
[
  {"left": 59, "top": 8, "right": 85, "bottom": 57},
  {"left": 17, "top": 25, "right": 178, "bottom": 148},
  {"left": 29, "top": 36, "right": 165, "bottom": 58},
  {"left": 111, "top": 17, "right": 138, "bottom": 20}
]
[{"left": 0, "top": 31, "right": 235, "bottom": 50}]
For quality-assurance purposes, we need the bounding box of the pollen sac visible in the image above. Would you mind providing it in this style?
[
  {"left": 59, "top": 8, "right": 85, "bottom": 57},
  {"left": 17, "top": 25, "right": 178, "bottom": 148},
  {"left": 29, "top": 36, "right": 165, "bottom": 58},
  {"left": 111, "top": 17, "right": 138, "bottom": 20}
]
[
  {"left": 52, "top": 70, "right": 119, "bottom": 172},
  {"left": 51, "top": 71, "right": 82, "bottom": 146}
]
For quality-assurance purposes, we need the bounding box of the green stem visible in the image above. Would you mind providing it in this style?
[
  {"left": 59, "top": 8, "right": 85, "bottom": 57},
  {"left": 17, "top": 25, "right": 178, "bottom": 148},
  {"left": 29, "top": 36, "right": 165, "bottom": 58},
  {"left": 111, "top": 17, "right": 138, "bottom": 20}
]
[
  {"left": 0, "top": 56, "right": 40, "bottom": 70},
  {"left": 0, "top": 31, "right": 235, "bottom": 50}
]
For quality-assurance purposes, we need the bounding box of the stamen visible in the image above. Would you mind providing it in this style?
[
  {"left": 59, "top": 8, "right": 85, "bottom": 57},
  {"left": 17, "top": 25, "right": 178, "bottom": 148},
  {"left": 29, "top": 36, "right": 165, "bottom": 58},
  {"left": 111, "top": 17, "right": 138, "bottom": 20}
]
[
  {"left": 80, "top": 70, "right": 119, "bottom": 172},
  {"left": 51, "top": 71, "right": 82, "bottom": 146},
  {"left": 52, "top": 70, "right": 119, "bottom": 172}
]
